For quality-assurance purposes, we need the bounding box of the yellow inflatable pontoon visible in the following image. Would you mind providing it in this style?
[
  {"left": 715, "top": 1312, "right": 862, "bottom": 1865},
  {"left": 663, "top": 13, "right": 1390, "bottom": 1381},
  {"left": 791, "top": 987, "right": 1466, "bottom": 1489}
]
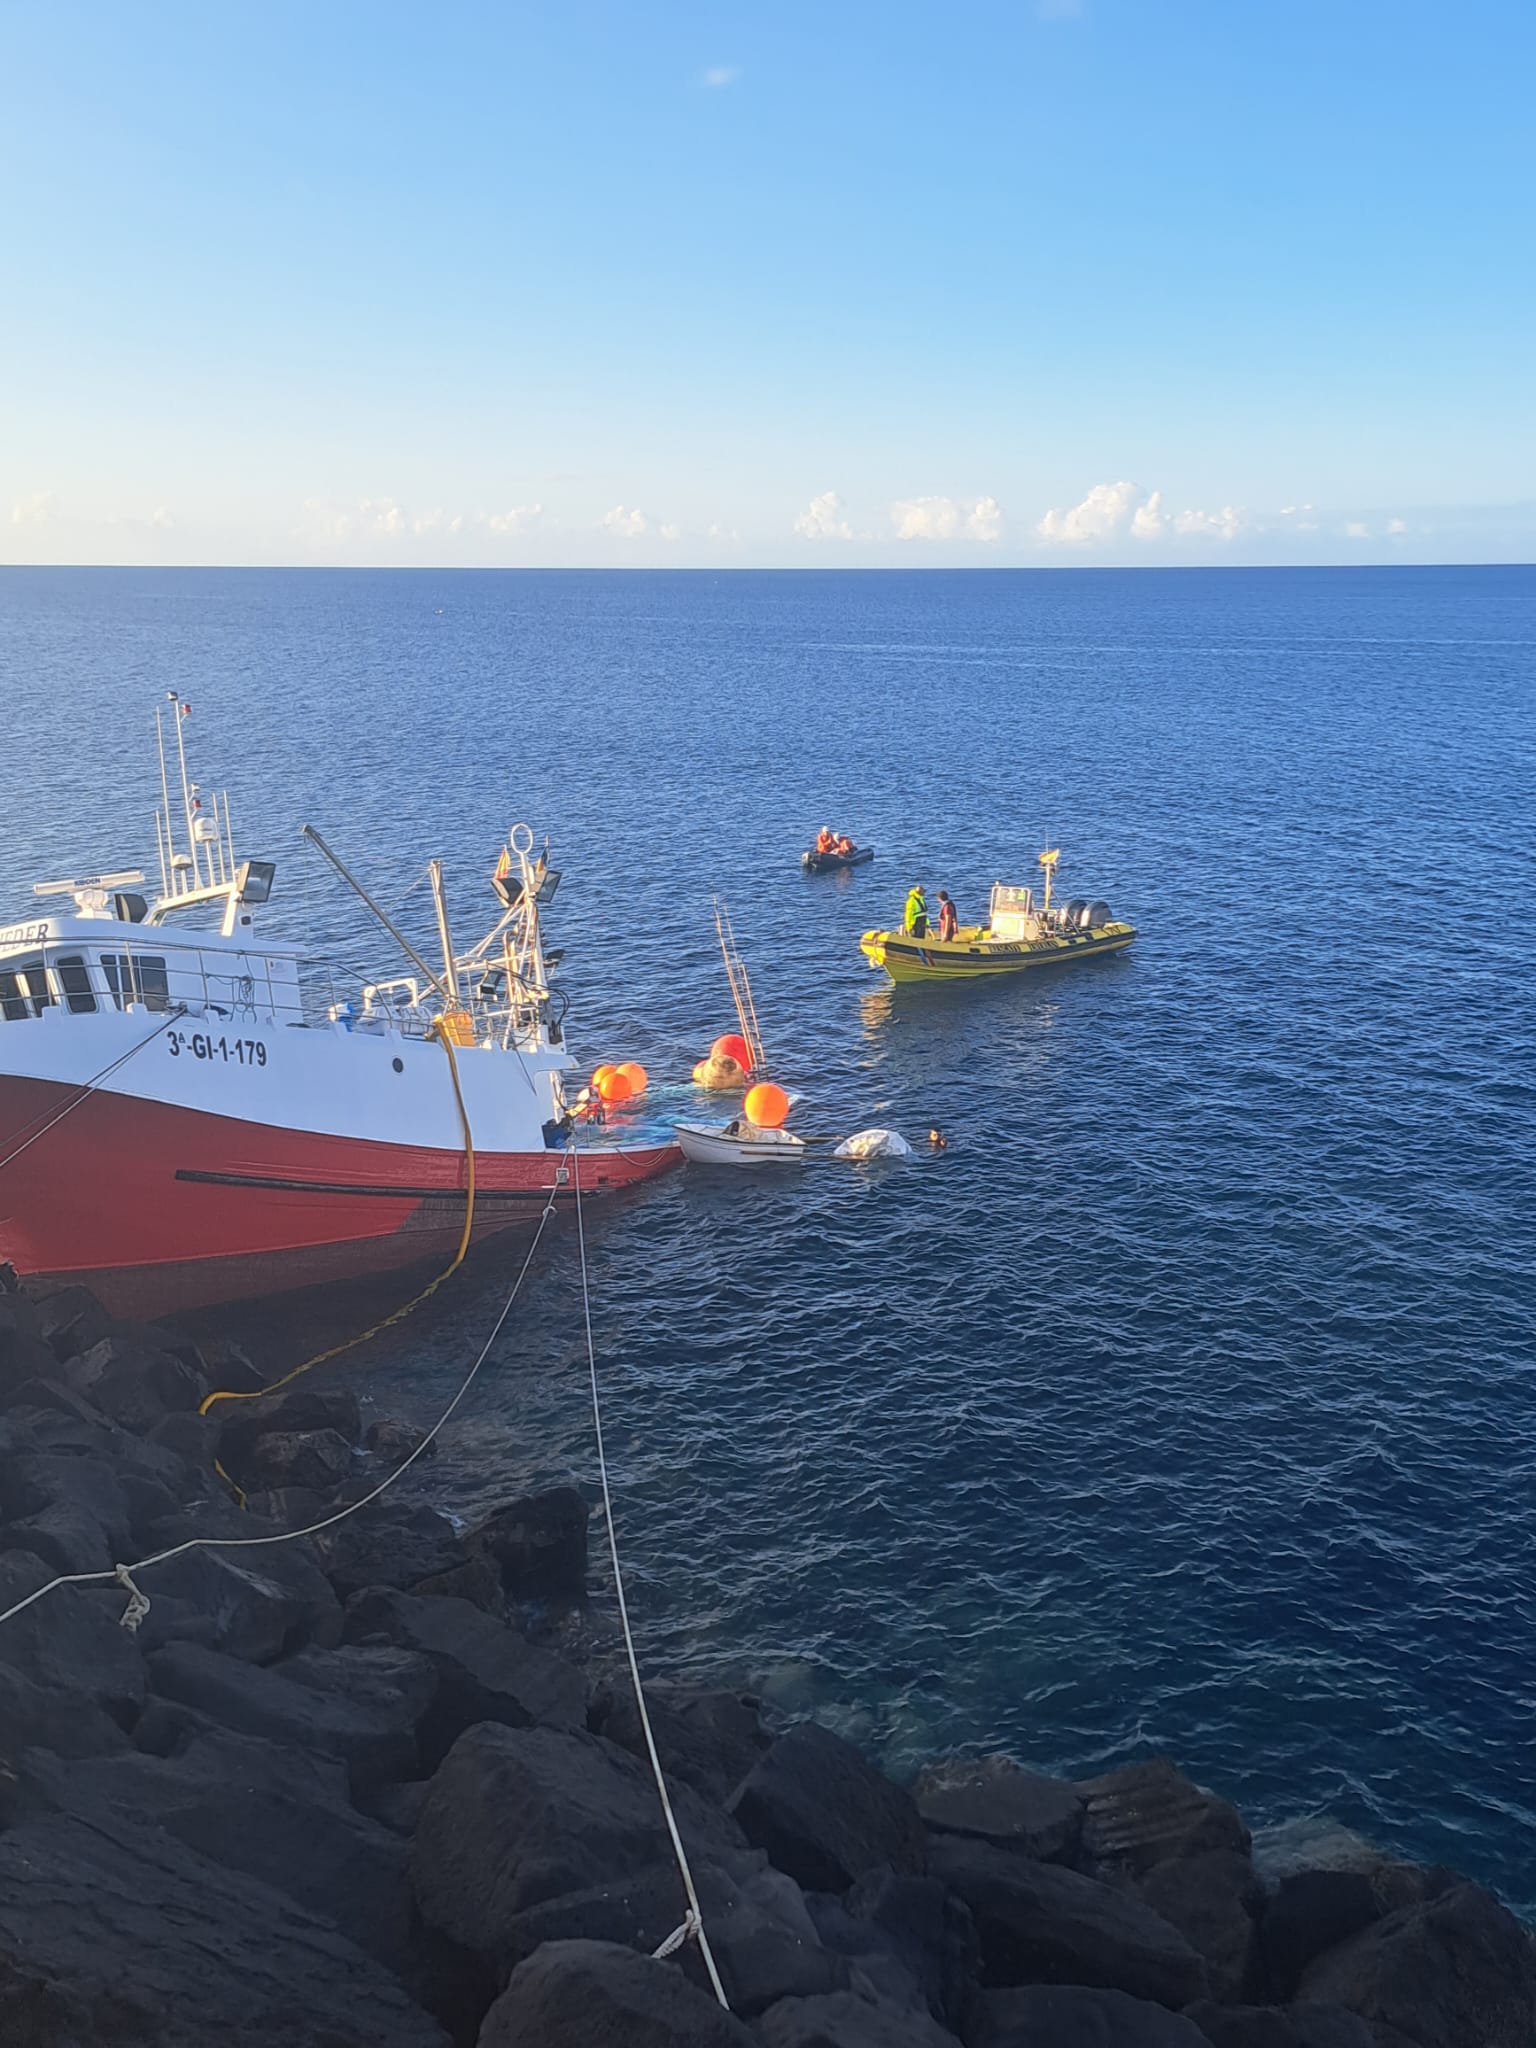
[{"left": 859, "top": 850, "right": 1136, "bottom": 986}]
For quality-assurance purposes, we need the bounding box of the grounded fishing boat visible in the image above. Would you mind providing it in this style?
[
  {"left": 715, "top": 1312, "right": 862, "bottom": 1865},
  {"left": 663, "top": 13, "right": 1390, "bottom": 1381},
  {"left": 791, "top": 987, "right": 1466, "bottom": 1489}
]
[
  {"left": 0, "top": 698, "right": 679, "bottom": 1317},
  {"left": 859, "top": 850, "right": 1136, "bottom": 985},
  {"left": 675, "top": 1120, "right": 807, "bottom": 1167},
  {"left": 801, "top": 845, "right": 874, "bottom": 873}
]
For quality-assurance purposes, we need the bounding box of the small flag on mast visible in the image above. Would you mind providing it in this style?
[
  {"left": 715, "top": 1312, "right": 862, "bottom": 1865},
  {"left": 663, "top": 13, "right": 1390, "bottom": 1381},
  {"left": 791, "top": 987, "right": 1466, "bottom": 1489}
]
[{"left": 494, "top": 845, "right": 512, "bottom": 882}]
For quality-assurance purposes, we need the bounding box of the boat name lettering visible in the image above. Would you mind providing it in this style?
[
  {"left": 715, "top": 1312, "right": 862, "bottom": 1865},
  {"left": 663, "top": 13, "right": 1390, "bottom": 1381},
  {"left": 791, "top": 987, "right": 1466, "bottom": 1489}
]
[
  {"left": 167, "top": 1029, "right": 268, "bottom": 1068},
  {"left": 0, "top": 921, "right": 49, "bottom": 947}
]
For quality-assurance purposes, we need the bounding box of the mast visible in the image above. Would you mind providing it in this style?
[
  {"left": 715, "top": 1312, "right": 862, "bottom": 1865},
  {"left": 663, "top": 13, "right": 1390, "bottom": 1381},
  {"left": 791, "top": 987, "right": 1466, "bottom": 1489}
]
[
  {"left": 1039, "top": 848, "right": 1060, "bottom": 916},
  {"left": 170, "top": 693, "right": 204, "bottom": 890},
  {"left": 154, "top": 703, "right": 175, "bottom": 897},
  {"left": 429, "top": 859, "right": 460, "bottom": 1006},
  {"left": 300, "top": 824, "right": 452, "bottom": 1001}
]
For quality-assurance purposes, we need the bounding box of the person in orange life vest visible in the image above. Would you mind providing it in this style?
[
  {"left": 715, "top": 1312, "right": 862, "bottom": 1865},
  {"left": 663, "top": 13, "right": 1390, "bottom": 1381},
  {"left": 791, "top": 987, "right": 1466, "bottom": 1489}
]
[
  {"left": 834, "top": 833, "right": 854, "bottom": 855},
  {"left": 816, "top": 826, "right": 837, "bottom": 854},
  {"left": 936, "top": 890, "right": 959, "bottom": 941}
]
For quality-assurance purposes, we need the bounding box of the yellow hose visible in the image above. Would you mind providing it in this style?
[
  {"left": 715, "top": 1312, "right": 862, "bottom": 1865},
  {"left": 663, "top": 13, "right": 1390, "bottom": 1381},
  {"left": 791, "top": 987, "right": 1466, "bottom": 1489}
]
[{"left": 199, "top": 1020, "right": 477, "bottom": 1451}]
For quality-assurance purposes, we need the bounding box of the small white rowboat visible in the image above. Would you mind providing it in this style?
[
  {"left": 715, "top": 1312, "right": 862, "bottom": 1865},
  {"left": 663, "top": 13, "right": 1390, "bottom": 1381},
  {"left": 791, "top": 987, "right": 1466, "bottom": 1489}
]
[{"left": 675, "top": 1119, "right": 807, "bottom": 1167}]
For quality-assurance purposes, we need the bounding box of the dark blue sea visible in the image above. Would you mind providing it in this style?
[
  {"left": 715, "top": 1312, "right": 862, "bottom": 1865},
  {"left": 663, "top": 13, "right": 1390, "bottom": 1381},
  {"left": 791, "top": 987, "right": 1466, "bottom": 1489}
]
[{"left": 4, "top": 566, "right": 1534, "bottom": 1910}]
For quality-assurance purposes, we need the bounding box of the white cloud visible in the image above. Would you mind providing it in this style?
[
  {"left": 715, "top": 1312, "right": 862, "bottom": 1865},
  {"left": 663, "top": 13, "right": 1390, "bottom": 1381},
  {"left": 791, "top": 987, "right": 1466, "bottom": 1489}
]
[
  {"left": 702, "top": 64, "right": 742, "bottom": 87},
  {"left": 1387, "top": 518, "right": 1407, "bottom": 536},
  {"left": 602, "top": 505, "right": 650, "bottom": 539},
  {"left": 659, "top": 522, "right": 682, "bottom": 543},
  {"left": 412, "top": 507, "right": 466, "bottom": 536},
  {"left": 793, "top": 490, "right": 854, "bottom": 541},
  {"left": 1036, "top": 480, "right": 1138, "bottom": 546},
  {"left": 1130, "top": 490, "right": 1167, "bottom": 541},
  {"left": 485, "top": 504, "right": 540, "bottom": 535},
  {"left": 1278, "top": 503, "right": 1319, "bottom": 533},
  {"left": 149, "top": 506, "right": 174, "bottom": 530},
  {"left": 967, "top": 495, "right": 1003, "bottom": 543},
  {"left": 11, "top": 490, "right": 57, "bottom": 526},
  {"left": 1344, "top": 521, "right": 1370, "bottom": 539},
  {"left": 1174, "top": 504, "right": 1247, "bottom": 540},
  {"left": 890, "top": 494, "right": 1004, "bottom": 543}
]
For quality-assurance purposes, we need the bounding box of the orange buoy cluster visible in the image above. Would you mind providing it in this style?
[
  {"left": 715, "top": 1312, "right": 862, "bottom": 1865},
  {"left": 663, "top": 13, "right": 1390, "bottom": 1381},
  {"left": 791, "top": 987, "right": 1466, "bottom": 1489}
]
[{"left": 590, "top": 1060, "right": 648, "bottom": 1105}]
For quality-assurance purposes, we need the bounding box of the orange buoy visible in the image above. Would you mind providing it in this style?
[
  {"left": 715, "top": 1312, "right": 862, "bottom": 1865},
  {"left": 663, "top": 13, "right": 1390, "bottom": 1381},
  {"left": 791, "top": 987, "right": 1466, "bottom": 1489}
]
[
  {"left": 598, "top": 1069, "right": 633, "bottom": 1104},
  {"left": 712, "top": 1032, "right": 752, "bottom": 1073},
  {"left": 744, "top": 1081, "right": 789, "bottom": 1128},
  {"left": 616, "top": 1061, "right": 648, "bottom": 1097},
  {"left": 591, "top": 1064, "right": 616, "bottom": 1089}
]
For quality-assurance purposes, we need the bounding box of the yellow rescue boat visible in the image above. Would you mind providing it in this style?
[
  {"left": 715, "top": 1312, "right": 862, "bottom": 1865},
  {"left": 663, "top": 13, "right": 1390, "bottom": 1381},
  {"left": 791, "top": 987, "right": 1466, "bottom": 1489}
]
[{"left": 859, "top": 849, "right": 1136, "bottom": 985}]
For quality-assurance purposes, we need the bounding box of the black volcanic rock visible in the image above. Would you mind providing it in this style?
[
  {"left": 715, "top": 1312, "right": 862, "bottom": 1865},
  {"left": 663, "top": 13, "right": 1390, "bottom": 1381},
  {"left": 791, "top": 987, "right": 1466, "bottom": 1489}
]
[
  {"left": 593, "top": 1680, "right": 773, "bottom": 1803},
  {"left": 917, "top": 1755, "right": 1086, "bottom": 1865},
  {"left": 1184, "top": 2000, "right": 1376, "bottom": 2047},
  {"left": 0, "top": 1806, "right": 449, "bottom": 2047},
  {"left": 30, "top": 1285, "right": 114, "bottom": 1363},
  {"left": 477, "top": 1938, "right": 755, "bottom": 2048},
  {"left": 344, "top": 1584, "right": 586, "bottom": 1761},
  {"left": 147, "top": 1640, "right": 431, "bottom": 1792},
  {"left": 1295, "top": 1881, "right": 1536, "bottom": 2048},
  {"left": 1253, "top": 1875, "right": 1425, "bottom": 1998},
  {"left": 843, "top": 1867, "right": 982, "bottom": 2031},
  {"left": 1136, "top": 1849, "right": 1264, "bottom": 2003},
  {"left": 1076, "top": 1759, "right": 1251, "bottom": 1878},
  {"left": 757, "top": 1989, "right": 964, "bottom": 2045},
  {"left": 0, "top": 1661, "right": 131, "bottom": 1763},
  {"left": 14, "top": 1731, "right": 415, "bottom": 1972},
  {"left": 311, "top": 1499, "right": 466, "bottom": 1598},
  {"left": 967, "top": 1983, "right": 1212, "bottom": 2046},
  {"left": 502, "top": 1853, "right": 853, "bottom": 2016},
  {"left": 65, "top": 1334, "right": 204, "bottom": 1434},
  {"left": 927, "top": 1831, "right": 1208, "bottom": 2008},
  {"left": 238, "top": 1426, "right": 353, "bottom": 1494},
  {"left": 217, "top": 1384, "right": 363, "bottom": 1457},
  {"left": 0, "top": 1551, "right": 144, "bottom": 1726},
  {"left": 411, "top": 1722, "right": 749, "bottom": 1963},
  {"left": 467, "top": 1485, "right": 590, "bottom": 1600},
  {"left": 729, "top": 1719, "right": 927, "bottom": 1892}
]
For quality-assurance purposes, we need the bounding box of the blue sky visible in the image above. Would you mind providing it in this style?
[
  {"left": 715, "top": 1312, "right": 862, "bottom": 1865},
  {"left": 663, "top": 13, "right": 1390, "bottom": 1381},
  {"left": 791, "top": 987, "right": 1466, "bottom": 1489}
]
[{"left": 3, "top": 0, "right": 1532, "bottom": 566}]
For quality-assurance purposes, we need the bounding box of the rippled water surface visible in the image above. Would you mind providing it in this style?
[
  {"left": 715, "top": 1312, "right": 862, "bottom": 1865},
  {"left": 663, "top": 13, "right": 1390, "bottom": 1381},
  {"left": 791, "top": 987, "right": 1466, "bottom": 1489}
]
[{"left": 4, "top": 566, "right": 1534, "bottom": 1908}]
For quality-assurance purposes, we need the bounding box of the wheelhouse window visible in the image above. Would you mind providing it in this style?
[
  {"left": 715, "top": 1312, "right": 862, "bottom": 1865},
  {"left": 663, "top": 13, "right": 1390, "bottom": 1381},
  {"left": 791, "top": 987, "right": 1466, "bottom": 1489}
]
[
  {"left": 102, "top": 953, "right": 170, "bottom": 1012},
  {"left": 54, "top": 954, "right": 98, "bottom": 1015},
  {"left": 0, "top": 957, "right": 55, "bottom": 1021}
]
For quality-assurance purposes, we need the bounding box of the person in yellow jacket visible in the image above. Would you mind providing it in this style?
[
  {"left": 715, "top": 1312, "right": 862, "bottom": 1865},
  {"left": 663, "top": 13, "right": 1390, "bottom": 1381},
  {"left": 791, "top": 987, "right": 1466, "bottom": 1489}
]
[{"left": 904, "top": 884, "right": 930, "bottom": 938}]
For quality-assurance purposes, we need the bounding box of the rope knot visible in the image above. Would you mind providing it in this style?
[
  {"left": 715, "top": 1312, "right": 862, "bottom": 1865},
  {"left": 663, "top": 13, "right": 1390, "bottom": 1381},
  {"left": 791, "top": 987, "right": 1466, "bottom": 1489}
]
[
  {"left": 652, "top": 1908, "right": 700, "bottom": 1960},
  {"left": 113, "top": 1563, "right": 151, "bottom": 1632}
]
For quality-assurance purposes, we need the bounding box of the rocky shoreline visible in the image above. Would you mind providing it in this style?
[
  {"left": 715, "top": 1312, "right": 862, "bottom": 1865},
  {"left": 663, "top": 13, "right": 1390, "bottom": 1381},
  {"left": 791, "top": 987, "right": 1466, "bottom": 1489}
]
[{"left": 0, "top": 1272, "right": 1530, "bottom": 2048}]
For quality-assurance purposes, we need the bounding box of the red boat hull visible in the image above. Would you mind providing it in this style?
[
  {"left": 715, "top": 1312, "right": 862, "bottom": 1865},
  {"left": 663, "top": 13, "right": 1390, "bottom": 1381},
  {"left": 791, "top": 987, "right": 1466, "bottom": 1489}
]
[{"left": 0, "top": 1076, "right": 678, "bottom": 1320}]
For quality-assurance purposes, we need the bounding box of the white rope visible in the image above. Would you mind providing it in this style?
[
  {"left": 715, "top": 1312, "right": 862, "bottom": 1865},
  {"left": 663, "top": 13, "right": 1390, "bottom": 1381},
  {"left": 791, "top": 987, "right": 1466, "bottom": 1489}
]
[
  {"left": 0, "top": 1182, "right": 562, "bottom": 1634},
  {"left": 568, "top": 1131, "right": 732, "bottom": 2009}
]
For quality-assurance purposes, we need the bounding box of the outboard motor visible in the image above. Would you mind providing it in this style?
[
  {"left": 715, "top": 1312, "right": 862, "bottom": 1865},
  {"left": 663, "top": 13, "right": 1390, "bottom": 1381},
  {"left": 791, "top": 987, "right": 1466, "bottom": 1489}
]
[
  {"left": 1060, "top": 897, "right": 1088, "bottom": 930},
  {"left": 1082, "top": 900, "right": 1112, "bottom": 930}
]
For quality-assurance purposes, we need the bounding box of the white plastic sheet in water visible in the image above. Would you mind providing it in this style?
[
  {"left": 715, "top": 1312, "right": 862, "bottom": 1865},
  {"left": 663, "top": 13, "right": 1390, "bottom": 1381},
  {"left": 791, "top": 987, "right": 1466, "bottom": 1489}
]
[{"left": 833, "top": 1127, "right": 914, "bottom": 1160}]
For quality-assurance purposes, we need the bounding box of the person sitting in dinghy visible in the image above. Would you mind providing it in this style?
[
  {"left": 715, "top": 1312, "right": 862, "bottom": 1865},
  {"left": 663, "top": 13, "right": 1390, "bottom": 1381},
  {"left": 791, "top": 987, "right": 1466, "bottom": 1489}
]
[{"left": 816, "top": 827, "right": 837, "bottom": 854}]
